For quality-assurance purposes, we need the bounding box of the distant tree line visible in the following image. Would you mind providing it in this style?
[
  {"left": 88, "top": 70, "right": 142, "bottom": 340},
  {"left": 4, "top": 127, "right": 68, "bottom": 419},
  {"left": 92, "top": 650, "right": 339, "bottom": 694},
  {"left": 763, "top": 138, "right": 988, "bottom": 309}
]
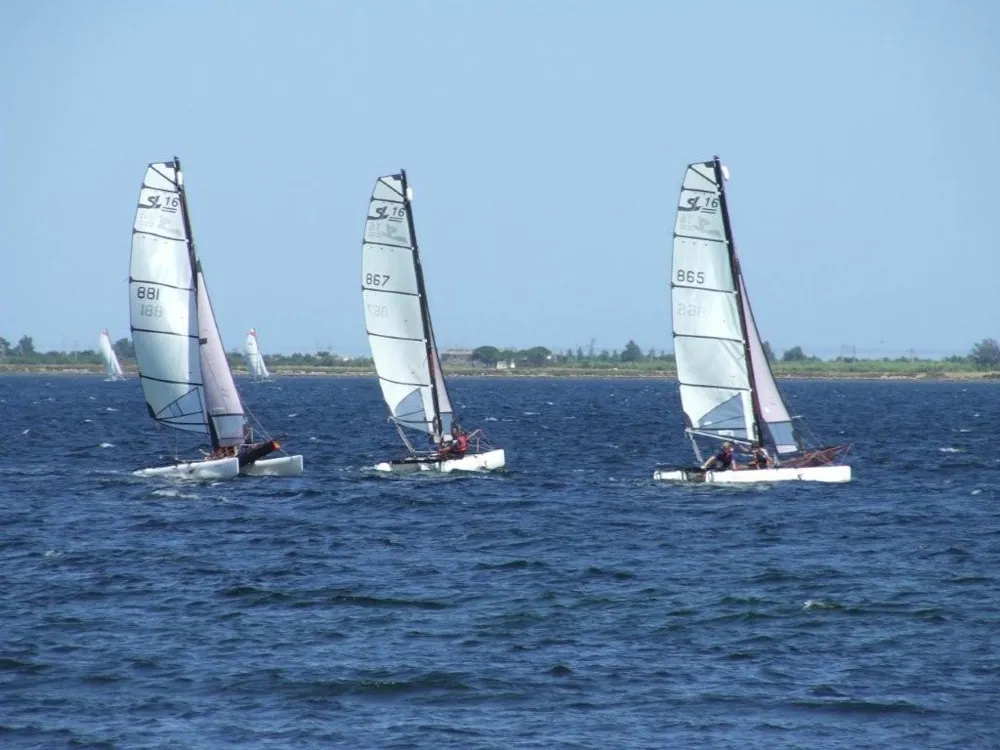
[
  {"left": 0, "top": 334, "right": 376, "bottom": 368},
  {"left": 471, "top": 341, "right": 678, "bottom": 367},
  {"left": 770, "top": 339, "right": 1000, "bottom": 369},
  {"left": 3, "top": 334, "right": 1000, "bottom": 370}
]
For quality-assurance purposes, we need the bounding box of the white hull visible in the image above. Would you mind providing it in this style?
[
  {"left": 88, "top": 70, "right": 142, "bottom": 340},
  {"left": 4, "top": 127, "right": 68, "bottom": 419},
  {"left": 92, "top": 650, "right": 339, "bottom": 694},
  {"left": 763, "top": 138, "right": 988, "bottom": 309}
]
[
  {"left": 133, "top": 456, "right": 239, "bottom": 480},
  {"left": 374, "top": 449, "right": 506, "bottom": 474},
  {"left": 653, "top": 465, "right": 851, "bottom": 484},
  {"left": 239, "top": 454, "right": 304, "bottom": 477}
]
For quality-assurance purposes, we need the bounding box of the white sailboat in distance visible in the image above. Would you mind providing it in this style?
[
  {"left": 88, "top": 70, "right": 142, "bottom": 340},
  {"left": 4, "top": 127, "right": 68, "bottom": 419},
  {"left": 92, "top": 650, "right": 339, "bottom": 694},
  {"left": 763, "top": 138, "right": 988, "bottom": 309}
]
[
  {"left": 129, "top": 157, "right": 304, "bottom": 479},
  {"left": 654, "top": 157, "right": 851, "bottom": 484},
  {"left": 244, "top": 328, "right": 271, "bottom": 382},
  {"left": 98, "top": 329, "right": 125, "bottom": 381},
  {"left": 362, "top": 169, "right": 505, "bottom": 473}
]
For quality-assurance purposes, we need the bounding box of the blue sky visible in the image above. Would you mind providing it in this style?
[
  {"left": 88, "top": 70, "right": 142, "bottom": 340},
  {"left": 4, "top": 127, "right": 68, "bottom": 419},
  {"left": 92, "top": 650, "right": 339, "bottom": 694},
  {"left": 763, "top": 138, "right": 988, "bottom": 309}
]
[{"left": 1, "top": 0, "right": 997, "bottom": 358}]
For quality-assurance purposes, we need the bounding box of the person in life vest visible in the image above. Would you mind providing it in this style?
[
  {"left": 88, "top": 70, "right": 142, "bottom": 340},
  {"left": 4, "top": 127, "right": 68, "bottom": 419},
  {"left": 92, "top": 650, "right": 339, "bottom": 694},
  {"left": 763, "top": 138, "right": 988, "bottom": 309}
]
[
  {"left": 443, "top": 424, "right": 470, "bottom": 458},
  {"left": 747, "top": 441, "right": 773, "bottom": 469},
  {"left": 701, "top": 442, "right": 735, "bottom": 471}
]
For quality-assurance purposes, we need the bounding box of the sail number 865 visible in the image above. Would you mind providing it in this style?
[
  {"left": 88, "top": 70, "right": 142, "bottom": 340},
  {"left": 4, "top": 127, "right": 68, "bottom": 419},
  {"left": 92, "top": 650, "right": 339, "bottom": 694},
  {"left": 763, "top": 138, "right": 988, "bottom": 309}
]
[
  {"left": 365, "top": 273, "right": 390, "bottom": 287},
  {"left": 675, "top": 269, "right": 705, "bottom": 285}
]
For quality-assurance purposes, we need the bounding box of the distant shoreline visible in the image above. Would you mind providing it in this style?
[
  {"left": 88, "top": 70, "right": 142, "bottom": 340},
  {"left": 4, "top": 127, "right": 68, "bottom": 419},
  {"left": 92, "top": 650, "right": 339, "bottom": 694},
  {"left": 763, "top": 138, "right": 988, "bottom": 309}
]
[{"left": 2, "top": 364, "right": 998, "bottom": 382}]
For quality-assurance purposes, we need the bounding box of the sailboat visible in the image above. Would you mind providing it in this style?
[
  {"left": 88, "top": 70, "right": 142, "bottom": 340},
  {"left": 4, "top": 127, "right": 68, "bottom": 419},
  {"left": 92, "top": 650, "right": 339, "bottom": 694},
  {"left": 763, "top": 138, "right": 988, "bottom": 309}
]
[
  {"left": 244, "top": 328, "right": 271, "bottom": 382},
  {"left": 98, "top": 329, "right": 125, "bottom": 381},
  {"left": 362, "top": 170, "right": 505, "bottom": 473},
  {"left": 654, "top": 157, "right": 851, "bottom": 484},
  {"left": 129, "top": 157, "right": 304, "bottom": 479}
]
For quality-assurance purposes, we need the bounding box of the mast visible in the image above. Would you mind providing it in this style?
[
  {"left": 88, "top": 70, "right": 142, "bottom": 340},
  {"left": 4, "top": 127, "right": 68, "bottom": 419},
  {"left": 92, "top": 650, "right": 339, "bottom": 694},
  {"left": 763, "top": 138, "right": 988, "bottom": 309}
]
[
  {"left": 173, "top": 156, "right": 221, "bottom": 450},
  {"left": 713, "top": 156, "right": 765, "bottom": 446},
  {"left": 398, "top": 169, "right": 444, "bottom": 440}
]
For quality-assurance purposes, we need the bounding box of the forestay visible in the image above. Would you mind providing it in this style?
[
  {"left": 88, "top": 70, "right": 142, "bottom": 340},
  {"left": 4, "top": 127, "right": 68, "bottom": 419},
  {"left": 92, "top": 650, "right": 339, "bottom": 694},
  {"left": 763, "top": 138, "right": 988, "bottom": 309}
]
[
  {"left": 362, "top": 172, "right": 453, "bottom": 444},
  {"left": 671, "top": 160, "right": 800, "bottom": 455}
]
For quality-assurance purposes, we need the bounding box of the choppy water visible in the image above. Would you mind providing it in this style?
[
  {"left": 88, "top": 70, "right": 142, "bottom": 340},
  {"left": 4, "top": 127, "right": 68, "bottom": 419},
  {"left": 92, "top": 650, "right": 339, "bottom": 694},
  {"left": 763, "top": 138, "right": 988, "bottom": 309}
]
[{"left": 1, "top": 375, "right": 998, "bottom": 748}]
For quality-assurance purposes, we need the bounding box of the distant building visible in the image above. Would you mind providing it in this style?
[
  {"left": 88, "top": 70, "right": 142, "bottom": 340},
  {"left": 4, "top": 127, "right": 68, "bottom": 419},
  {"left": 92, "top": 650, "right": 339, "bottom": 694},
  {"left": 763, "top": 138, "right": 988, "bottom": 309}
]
[
  {"left": 441, "top": 348, "right": 474, "bottom": 365},
  {"left": 496, "top": 360, "right": 516, "bottom": 370}
]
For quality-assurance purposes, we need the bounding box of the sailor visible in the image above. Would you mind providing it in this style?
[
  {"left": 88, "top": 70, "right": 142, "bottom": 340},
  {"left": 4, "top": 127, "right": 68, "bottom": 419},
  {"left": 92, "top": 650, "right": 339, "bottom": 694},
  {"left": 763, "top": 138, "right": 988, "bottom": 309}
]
[
  {"left": 444, "top": 424, "right": 470, "bottom": 457},
  {"left": 748, "top": 441, "right": 772, "bottom": 469},
  {"left": 208, "top": 445, "right": 237, "bottom": 460},
  {"left": 701, "top": 442, "right": 735, "bottom": 471}
]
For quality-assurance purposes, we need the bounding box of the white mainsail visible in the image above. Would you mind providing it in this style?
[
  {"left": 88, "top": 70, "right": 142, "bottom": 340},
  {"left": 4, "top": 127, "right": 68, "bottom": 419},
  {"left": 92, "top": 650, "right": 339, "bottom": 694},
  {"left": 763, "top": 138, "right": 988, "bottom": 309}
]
[
  {"left": 671, "top": 158, "right": 799, "bottom": 455},
  {"left": 98, "top": 329, "right": 124, "bottom": 380},
  {"left": 129, "top": 159, "right": 246, "bottom": 448},
  {"left": 244, "top": 328, "right": 270, "bottom": 382},
  {"left": 362, "top": 171, "right": 454, "bottom": 445}
]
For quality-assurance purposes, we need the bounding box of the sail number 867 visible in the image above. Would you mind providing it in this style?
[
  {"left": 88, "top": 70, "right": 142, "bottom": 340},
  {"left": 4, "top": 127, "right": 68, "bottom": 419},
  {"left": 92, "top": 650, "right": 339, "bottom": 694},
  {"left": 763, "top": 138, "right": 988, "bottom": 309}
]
[
  {"left": 675, "top": 269, "right": 705, "bottom": 284},
  {"left": 365, "top": 273, "right": 390, "bottom": 287}
]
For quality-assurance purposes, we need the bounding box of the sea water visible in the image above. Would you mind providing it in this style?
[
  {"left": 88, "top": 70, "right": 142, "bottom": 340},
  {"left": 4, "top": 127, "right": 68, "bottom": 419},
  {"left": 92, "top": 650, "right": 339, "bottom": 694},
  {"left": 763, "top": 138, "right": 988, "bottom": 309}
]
[{"left": 0, "top": 375, "right": 997, "bottom": 748}]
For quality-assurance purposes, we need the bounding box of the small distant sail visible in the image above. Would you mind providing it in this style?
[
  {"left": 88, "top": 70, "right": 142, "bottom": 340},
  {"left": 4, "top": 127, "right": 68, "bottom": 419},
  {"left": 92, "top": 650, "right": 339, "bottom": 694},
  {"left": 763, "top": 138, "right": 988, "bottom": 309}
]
[
  {"left": 98, "top": 329, "right": 125, "bottom": 381},
  {"left": 244, "top": 328, "right": 270, "bottom": 382}
]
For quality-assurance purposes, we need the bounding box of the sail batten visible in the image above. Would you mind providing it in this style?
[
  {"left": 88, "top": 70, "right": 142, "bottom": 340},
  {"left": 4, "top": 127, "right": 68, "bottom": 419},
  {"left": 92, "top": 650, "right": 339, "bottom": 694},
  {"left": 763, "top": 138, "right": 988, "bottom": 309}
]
[
  {"left": 671, "top": 158, "right": 801, "bottom": 454},
  {"left": 362, "top": 171, "right": 453, "bottom": 444}
]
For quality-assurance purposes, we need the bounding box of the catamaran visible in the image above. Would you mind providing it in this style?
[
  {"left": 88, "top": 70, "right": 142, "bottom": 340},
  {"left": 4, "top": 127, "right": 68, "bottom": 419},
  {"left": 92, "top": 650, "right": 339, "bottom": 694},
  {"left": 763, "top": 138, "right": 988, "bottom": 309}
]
[
  {"left": 98, "top": 329, "right": 125, "bottom": 381},
  {"left": 244, "top": 328, "right": 271, "bottom": 382},
  {"left": 362, "top": 170, "right": 505, "bottom": 473},
  {"left": 129, "top": 157, "right": 304, "bottom": 479},
  {"left": 654, "top": 157, "right": 850, "bottom": 484}
]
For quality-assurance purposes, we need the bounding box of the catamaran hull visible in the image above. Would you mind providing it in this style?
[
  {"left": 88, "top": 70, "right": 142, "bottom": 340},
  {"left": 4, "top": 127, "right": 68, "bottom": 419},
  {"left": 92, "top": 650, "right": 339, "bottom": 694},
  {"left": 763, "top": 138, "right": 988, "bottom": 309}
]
[
  {"left": 239, "top": 454, "right": 304, "bottom": 477},
  {"left": 374, "top": 449, "right": 506, "bottom": 474},
  {"left": 133, "top": 457, "right": 240, "bottom": 480},
  {"left": 653, "top": 465, "right": 851, "bottom": 484}
]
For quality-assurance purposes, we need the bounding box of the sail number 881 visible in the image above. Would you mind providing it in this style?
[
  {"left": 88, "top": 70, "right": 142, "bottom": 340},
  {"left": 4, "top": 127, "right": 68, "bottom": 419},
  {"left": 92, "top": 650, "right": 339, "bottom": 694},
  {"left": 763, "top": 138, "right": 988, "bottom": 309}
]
[{"left": 675, "top": 269, "right": 705, "bottom": 284}]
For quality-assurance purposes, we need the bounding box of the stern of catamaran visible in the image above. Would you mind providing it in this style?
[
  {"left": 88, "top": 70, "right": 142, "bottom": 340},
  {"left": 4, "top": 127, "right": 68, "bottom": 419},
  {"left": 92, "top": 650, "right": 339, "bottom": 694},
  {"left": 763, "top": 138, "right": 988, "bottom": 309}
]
[
  {"left": 238, "top": 439, "right": 280, "bottom": 467},
  {"left": 776, "top": 444, "right": 851, "bottom": 468}
]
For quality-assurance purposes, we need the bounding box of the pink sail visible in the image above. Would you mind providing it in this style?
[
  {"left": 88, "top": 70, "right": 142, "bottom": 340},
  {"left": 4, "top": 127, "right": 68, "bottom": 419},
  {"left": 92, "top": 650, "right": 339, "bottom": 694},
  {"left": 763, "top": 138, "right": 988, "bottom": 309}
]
[{"left": 196, "top": 269, "right": 246, "bottom": 447}]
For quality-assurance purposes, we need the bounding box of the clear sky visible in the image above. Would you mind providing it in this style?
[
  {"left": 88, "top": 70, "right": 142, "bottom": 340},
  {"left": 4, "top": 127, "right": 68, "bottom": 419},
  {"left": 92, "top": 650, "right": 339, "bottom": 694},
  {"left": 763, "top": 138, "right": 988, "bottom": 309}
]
[{"left": 2, "top": 0, "right": 997, "bottom": 358}]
